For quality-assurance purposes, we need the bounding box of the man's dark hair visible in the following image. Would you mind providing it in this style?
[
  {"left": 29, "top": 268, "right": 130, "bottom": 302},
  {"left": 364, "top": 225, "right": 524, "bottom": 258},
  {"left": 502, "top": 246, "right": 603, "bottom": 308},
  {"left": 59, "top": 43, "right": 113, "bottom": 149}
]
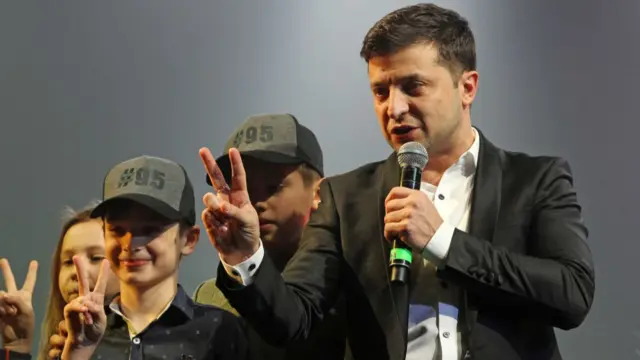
[{"left": 360, "top": 3, "right": 476, "bottom": 80}]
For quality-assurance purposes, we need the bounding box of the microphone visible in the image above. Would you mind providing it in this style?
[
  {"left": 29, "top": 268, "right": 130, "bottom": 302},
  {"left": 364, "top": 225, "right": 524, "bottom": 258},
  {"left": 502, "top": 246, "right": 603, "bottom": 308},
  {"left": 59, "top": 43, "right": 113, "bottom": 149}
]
[{"left": 389, "top": 141, "right": 429, "bottom": 284}]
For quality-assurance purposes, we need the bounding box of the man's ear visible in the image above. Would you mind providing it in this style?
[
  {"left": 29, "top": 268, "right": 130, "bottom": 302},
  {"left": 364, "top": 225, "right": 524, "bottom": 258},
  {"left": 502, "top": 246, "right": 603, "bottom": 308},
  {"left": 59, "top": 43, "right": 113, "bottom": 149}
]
[
  {"left": 459, "top": 70, "right": 479, "bottom": 109},
  {"left": 311, "top": 177, "right": 326, "bottom": 211},
  {"left": 180, "top": 226, "right": 200, "bottom": 256}
]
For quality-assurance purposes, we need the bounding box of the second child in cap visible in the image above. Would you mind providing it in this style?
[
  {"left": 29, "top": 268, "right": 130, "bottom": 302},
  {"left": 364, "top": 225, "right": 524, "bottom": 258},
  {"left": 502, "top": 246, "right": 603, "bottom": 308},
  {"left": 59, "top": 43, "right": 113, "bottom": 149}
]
[{"left": 196, "top": 114, "right": 347, "bottom": 360}]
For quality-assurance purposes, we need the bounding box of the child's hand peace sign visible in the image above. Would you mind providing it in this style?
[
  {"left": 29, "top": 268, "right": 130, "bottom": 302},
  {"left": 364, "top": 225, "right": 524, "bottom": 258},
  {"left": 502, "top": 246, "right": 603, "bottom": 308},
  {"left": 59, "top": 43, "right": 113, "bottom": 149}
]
[
  {"left": 61, "top": 256, "right": 109, "bottom": 358},
  {"left": 0, "top": 258, "right": 38, "bottom": 354}
]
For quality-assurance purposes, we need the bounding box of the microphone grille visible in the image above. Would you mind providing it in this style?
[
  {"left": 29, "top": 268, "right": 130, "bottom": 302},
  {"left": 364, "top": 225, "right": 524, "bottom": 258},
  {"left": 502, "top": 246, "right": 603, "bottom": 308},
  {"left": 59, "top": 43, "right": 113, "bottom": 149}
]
[{"left": 397, "top": 141, "right": 428, "bottom": 169}]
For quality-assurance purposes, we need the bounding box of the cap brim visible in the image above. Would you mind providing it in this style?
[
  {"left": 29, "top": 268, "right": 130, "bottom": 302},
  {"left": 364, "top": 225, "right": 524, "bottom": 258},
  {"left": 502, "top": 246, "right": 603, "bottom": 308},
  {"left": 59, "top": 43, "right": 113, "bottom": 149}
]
[
  {"left": 205, "top": 150, "right": 302, "bottom": 185},
  {"left": 91, "top": 193, "right": 183, "bottom": 222}
]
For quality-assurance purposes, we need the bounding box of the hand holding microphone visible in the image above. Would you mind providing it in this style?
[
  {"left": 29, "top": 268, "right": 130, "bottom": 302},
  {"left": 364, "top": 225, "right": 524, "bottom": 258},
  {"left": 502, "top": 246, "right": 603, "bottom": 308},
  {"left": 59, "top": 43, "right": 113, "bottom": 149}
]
[{"left": 384, "top": 142, "right": 443, "bottom": 283}]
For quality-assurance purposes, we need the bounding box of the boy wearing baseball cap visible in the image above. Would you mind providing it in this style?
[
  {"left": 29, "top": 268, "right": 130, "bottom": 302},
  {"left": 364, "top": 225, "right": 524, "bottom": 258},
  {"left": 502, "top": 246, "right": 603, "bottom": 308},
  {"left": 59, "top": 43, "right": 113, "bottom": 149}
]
[
  {"left": 194, "top": 114, "right": 346, "bottom": 360},
  {"left": 60, "top": 156, "right": 249, "bottom": 360}
]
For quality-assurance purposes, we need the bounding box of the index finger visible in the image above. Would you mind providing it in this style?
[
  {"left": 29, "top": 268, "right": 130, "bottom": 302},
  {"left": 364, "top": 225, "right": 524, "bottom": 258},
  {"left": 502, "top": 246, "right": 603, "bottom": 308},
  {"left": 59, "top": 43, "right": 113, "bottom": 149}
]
[
  {"left": 384, "top": 186, "right": 412, "bottom": 203},
  {"left": 21, "top": 260, "right": 38, "bottom": 293},
  {"left": 72, "top": 256, "right": 90, "bottom": 296},
  {"left": 199, "top": 147, "right": 230, "bottom": 196},
  {"left": 0, "top": 258, "right": 17, "bottom": 293},
  {"left": 92, "top": 259, "right": 110, "bottom": 295},
  {"left": 227, "top": 148, "right": 248, "bottom": 193}
]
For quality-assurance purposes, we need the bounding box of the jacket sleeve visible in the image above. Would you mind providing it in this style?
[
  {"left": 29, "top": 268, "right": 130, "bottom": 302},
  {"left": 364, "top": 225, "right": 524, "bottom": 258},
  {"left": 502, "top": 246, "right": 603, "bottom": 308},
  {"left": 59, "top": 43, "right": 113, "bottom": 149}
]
[
  {"left": 216, "top": 179, "right": 343, "bottom": 345},
  {"left": 1, "top": 349, "right": 32, "bottom": 360},
  {"left": 439, "top": 158, "right": 595, "bottom": 330}
]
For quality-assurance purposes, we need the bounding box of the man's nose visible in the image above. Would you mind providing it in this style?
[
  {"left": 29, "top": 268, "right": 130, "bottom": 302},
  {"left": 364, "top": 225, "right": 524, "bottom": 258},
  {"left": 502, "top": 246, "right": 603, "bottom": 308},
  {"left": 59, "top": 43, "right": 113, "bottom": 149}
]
[{"left": 387, "top": 88, "right": 409, "bottom": 120}]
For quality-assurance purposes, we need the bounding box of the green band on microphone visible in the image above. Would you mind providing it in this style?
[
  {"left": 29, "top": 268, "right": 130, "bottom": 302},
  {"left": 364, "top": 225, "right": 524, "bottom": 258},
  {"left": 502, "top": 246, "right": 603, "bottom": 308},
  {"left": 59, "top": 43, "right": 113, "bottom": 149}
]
[{"left": 390, "top": 248, "right": 413, "bottom": 264}]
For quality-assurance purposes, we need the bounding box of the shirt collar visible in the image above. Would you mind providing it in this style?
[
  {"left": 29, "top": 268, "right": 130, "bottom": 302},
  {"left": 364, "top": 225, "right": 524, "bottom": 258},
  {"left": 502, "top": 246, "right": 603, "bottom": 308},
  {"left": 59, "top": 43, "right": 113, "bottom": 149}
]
[
  {"left": 458, "top": 126, "right": 480, "bottom": 177},
  {"left": 108, "top": 284, "right": 194, "bottom": 321}
]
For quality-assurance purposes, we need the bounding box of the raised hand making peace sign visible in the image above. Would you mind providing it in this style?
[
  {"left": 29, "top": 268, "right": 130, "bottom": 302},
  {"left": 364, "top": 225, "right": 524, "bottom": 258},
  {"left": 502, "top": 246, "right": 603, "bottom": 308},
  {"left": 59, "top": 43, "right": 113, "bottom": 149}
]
[
  {"left": 0, "top": 258, "right": 38, "bottom": 354},
  {"left": 61, "top": 256, "right": 109, "bottom": 359},
  {"left": 199, "top": 147, "right": 261, "bottom": 265}
]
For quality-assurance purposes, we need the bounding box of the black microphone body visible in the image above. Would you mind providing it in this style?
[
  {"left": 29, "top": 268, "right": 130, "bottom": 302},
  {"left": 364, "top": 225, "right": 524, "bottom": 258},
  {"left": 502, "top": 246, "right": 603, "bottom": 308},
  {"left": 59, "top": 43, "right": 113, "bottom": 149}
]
[
  {"left": 386, "top": 142, "right": 428, "bottom": 360},
  {"left": 389, "top": 142, "right": 428, "bottom": 284}
]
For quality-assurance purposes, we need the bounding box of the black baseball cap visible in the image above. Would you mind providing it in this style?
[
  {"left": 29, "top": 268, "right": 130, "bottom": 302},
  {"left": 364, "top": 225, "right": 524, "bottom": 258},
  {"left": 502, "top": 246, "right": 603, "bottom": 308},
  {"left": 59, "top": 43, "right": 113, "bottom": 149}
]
[
  {"left": 206, "top": 113, "right": 324, "bottom": 185},
  {"left": 92, "top": 155, "right": 196, "bottom": 226}
]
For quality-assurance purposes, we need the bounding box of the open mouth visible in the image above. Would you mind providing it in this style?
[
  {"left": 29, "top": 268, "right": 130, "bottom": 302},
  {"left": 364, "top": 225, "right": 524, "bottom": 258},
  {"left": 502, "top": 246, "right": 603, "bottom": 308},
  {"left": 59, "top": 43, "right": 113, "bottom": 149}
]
[{"left": 391, "top": 126, "right": 416, "bottom": 135}]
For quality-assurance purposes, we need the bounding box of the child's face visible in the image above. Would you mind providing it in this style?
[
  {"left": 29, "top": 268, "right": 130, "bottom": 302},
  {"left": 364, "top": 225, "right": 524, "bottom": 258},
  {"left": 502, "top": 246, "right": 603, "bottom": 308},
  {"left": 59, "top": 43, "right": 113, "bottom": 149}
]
[
  {"left": 243, "top": 157, "right": 320, "bottom": 257},
  {"left": 103, "top": 202, "right": 198, "bottom": 288},
  {"left": 58, "top": 220, "right": 119, "bottom": 303}
]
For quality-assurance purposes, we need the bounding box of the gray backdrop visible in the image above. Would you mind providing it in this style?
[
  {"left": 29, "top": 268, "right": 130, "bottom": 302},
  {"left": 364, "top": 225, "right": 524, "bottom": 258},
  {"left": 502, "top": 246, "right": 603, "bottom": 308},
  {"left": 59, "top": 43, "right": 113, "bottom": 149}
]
[{"left": 0, "top": 1, "right": 636, "bottom": 359}]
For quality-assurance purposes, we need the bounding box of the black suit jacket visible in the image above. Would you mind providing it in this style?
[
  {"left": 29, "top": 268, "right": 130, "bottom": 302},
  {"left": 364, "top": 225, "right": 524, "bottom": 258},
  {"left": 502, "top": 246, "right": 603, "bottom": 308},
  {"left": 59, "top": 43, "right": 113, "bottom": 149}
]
[{"left": 217, "top": 131, "right": 595, "bottom": 360}]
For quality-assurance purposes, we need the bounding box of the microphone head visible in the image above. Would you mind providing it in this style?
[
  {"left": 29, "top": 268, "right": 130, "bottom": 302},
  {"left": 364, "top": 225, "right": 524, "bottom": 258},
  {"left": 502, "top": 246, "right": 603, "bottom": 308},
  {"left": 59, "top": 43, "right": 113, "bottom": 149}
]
[{"left": 397, "top": 141, "right": 428, "bottom": 169}]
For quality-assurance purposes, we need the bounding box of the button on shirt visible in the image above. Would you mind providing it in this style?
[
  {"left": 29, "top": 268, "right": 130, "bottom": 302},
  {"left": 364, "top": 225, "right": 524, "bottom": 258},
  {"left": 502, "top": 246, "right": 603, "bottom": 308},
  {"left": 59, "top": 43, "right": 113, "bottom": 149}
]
[{"left": 90, "top": 285, "right": 250, "bottom": 360}]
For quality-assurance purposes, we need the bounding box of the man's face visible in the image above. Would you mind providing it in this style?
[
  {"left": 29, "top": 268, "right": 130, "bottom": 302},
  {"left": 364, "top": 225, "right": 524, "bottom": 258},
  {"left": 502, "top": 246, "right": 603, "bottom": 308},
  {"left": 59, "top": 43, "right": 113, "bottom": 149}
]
[
  {"left": 368, "top": 43, "right": 477, "bottom": 155},
  {"left": 242, "top": 157, "right": 318, "bottom": 258},
  {"left": 103, "top": 202, "right": 197, "bottom": 288}
]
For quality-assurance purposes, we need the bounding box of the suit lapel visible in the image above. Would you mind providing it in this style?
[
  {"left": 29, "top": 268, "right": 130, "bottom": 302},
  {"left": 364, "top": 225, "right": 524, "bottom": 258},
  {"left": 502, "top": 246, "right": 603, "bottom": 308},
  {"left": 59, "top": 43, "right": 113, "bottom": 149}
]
[
  {"left": 460, "top": 130, "right": 503, "bottom": 356},
  {"left": 376, "top": 153, "right": 412, "bottom": 360},
  {"left": 377, "top": 153, "right": 401, "bottom": 261},
  {"left": 467, "top": 130, "right": 503, "bottom": 243}
]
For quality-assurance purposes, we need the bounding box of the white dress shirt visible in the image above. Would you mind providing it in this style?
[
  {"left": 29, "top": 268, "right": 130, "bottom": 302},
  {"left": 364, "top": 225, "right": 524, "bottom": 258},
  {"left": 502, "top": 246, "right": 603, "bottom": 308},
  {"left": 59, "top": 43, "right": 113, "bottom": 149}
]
[{"left": 407, "top": 128, "right": 479, "bottom": 360}]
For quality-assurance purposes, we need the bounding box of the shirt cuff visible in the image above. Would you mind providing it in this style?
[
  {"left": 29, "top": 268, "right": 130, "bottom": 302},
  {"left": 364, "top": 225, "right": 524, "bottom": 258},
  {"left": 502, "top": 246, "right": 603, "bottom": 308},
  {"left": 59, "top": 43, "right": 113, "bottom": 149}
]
[
  {"left": 219, "top": 240, "right": 265, "bottom": 286},
  {"left": 421, "top": 222, "right": 455, "bottom": 266}
]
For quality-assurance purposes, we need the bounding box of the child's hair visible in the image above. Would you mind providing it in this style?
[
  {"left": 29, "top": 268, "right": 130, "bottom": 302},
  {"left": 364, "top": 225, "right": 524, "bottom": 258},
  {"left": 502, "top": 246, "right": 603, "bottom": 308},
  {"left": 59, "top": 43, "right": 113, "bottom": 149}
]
[
  {"left": 298, "top": 163, "right": 322, "bottom": 188},
  {"left": 37, "top": 200, "right": 102, "bottom": 360}
]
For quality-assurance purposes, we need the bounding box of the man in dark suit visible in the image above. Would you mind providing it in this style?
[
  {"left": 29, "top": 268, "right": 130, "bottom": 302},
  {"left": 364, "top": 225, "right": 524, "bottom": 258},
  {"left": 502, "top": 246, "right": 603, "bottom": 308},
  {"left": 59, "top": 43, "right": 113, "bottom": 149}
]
[{"left": 198, "top": 3, "right": 595, "bottom": 360}]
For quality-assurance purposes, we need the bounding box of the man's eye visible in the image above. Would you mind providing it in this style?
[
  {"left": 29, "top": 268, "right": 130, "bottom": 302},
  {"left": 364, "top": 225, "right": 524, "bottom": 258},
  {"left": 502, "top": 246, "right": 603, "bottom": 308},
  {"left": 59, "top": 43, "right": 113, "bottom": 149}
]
[{"left": 373, "top": 87, "right": 389, "bottom": 98}]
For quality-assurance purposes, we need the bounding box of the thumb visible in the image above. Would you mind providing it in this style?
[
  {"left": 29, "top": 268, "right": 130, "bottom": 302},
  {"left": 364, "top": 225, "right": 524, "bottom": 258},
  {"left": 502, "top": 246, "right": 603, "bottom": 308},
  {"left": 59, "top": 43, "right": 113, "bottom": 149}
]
[
  {"left": 2, "top": 293, "right": 31, "bottom": 313},
  {"left": 206, "top": 193, "right": 240, "bottom": 221},
  {"left": 218, "top": 200, "right": 241, "bottom": 219},
  {"left": 64, "top": 310, "right": 82, "bottom": 336}
]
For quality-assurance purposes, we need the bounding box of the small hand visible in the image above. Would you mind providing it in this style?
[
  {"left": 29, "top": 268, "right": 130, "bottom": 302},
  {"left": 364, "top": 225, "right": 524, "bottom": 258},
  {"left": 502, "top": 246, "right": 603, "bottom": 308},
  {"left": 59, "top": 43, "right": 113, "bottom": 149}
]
[
  {"left": 47, "top": 320, "right": 67, "bottom": 359},
  {"left": 62, "top": 257, "right": 109, "bottom": 356},
  {"left": 0, "top": 258, "right": 38, "bottom": 354},
  {"left": 199, "top": 147, "right": 261, "bottom": 265},
  {"left": 383, "top": 187, "right": 443, "bottom": 250}
]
